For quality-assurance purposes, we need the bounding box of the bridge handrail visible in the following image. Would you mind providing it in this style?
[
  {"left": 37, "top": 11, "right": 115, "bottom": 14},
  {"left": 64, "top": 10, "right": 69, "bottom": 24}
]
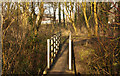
[
  {"left": 47, "top": 32, "right": 72, "bottom": 70},
  {"left": 47, "top": 32, "right": 61, "bottom": 69},
  {"left": 43, "top": 32, "right": 72, "bottom": 74}
]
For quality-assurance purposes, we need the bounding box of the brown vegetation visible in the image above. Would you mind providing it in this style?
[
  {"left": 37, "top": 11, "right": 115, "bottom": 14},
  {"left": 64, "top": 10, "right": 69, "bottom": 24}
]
[{"left": 1, "top": 1, "right": 120, "bottom": 75}]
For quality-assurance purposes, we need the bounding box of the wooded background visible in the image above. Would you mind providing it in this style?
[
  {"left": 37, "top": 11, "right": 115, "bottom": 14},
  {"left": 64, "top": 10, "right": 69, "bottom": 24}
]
[{"left": 1, "top": 1, "right": 120, "bottom": 75}]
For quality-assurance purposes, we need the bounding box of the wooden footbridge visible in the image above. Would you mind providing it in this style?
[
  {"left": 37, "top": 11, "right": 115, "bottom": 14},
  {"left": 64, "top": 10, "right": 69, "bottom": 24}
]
[{"left": 43, "top": 32, "right": 76, "bottom": 76}]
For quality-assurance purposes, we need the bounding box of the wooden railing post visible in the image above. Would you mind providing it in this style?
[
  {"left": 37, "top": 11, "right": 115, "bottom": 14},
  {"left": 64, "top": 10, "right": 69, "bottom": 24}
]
[
  {"left": 56, "top": 36, "right": 58, "bottom": 54},
  {"left": 51, "top": 37, "right": 53, "bottom": 64},
  {"left": 69, "top": 32, "right": 72, "bottom": 70},
  {"left": 47, "top": 39, "right": 50, "bottom": 69},
  {"left": 47, "top": 32, "right": 61, "bottom": 69},
  {"left": 54, "top": 35, "right": 56, "bottom": 57}
]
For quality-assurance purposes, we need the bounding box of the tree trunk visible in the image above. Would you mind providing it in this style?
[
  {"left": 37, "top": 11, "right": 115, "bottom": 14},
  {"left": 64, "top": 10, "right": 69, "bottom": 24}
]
[
  {"left": 118, "top": 2, "right": 120, "bottom": 47},
  {"left": 94, "top": 1, "right": 98, "bottom": 36},
  {"left": 65, "top": 2, "right": 77, "bottom": 32},
  {"left": 7, "top": 2, "right": 10, "bottom": 16},
  {"left": 82, "top": 2, "right": 91, "bottom": 37},
  {"left": 63, "top": 3, "right": 65, "bottom": 27},
  {"left": 31, "top": 2, "right": 36, "bottom": 32},
  {"left": 59, "top": 2, "right": 61, "bottom": 25},
  {"left": 36, "top": 2, "right": 44, "bottom": 31},
  {"left": 54, "top": 9, "right": 56, "bottom": 24},
  {"left": 74, "top": 2, "right": 77, "bottom": 25}
]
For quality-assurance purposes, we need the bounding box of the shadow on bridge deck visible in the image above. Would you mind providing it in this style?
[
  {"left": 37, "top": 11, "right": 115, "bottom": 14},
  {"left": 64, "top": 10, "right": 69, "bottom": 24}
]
[
  {"left": 49, "top": 36, "right": 69, "bottom": 71},
  {"left": 44, "top": 36, "right": 77, "bottom": 76}
]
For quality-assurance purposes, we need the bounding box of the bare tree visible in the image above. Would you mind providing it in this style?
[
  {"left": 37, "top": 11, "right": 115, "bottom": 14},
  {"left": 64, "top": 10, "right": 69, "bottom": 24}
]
[
  {"left": 59, "top": 2, "right": 61, "bottom": 25},
  {"left": 94, "top": 1, "right": 98, "bottom": 36}
]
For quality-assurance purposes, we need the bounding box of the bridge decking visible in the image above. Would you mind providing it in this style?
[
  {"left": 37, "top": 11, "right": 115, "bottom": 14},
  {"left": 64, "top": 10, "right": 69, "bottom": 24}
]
[{"left": 46, "top": 37, "right": 75, "bottom": 75}]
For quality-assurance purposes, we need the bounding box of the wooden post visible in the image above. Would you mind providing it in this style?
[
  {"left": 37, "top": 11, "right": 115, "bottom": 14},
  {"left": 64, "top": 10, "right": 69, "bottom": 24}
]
[
  {"left": 47, "top": 39, "right": 50, "bottom": 69},
  {"left": 56, "top": 36, "right": 58, "bottom": 54},
  {"left": 69, "top": 32, "right": 72, "bottom": 70},
  {"left": 54, "top": 36, "right": 56, "bottom": 57},
  {"left": 58, "top": 33, "right": 60, "bottom": 46},
  {"left": 51, "top": 39, "right": 53, "bottom": 64}
]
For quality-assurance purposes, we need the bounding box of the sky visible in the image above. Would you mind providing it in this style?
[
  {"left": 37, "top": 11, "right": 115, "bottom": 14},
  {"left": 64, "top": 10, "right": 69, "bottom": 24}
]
[
  {"left": 35, "top": 3, "right": 70, "bottom": 20},
  {"left": 0, "top": 1, "right": 118, "bottom": 20},
  {"left": 36, "top": 3, "right": 76, "bottom": 20}
]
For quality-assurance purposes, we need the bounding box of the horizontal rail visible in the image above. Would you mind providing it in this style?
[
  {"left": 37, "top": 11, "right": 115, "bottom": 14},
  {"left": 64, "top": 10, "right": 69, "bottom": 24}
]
[
  {"left": 47, "top": 32, "right": 61, "bottom": 69},
  {"left": 44, "top": 32, "right": 72, "bottom": 75}
]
